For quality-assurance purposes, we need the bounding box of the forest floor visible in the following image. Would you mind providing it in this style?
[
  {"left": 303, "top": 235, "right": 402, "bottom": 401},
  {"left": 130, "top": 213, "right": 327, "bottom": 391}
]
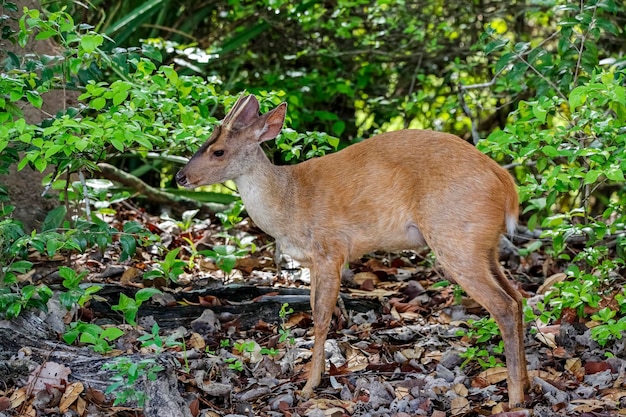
[{"left": 1, "top": 203, "right": 625, "bottom": 417}]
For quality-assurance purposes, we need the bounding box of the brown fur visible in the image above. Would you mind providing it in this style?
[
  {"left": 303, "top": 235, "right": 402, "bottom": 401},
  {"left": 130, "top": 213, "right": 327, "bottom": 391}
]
[{"left": 176, "top": 95, "right": 529, "bottom": 407}]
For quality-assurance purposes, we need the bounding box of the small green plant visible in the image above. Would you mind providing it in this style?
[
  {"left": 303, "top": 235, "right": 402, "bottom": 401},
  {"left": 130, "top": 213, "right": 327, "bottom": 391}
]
[
  {"left": 542, "top": 266, "right": 603, "bottom": 320},
  {"left": 200, "top": 242, "right": 251, "bottom": 274},
  {"left": 0, "top": 283, "right": 53, "bottom": 319},
  {"left": 234, "top": 340, "right": 256, "bottom": 353},
  {"left": 143, "top": 247, "right": 187, "bottom": 283},
  {"left": 457, "top": 317, "right": 504, "bottom": 370},
  {"left": 459, "top": 342, "right": 505, "bottom": 370},
  {"left": 176, "top": 209, "right": 199, "bottom": 232},
  {"left": 260, "top": 347, "right": 280, "bottom": 357},
  {"left": 590, "top": 307, "right": 626, "bottom": 347},
  {"left": 215, "top": 201, "right": 244, "bottom": 230},
  {"left": 137, "top": 322, "right": 188, "bottom": 370},
  {"left": 138, "top": 322, "right": 166, "bottom": 352},
  {"left": 111, "top": 288, "right": 162, "bottom": 326},
  {"left": 458, "top": 317, "right": 501, "bottom": 343},
  {"left": 63, "top": 321, "right": 124, "bottom": 353},
  {"left": 225, "top": 357, "right": 244, "bottom": 372},
  {"left": 278, "top": 302, "right": 295, "bottom": 345},
  {"left": 429, "top": 281, "right": 464, "bottom": 305},
  {"left": 58, "top": 266, "right": 102, "bottom": 310},
  {"left": 103, "top": 356, "right": 164, "bottom": 407}
]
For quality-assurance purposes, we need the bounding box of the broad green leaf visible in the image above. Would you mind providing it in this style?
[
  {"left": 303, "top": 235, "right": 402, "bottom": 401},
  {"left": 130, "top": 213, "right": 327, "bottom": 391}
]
[
  {"left": 135, "top": 287, "right": 162, "bottom": 303},
  {"left": 80, "top": 34, "right": 103, "bottom": 53},
  {"left": 569, "top": 86, "right": 587, "bottom": 109},
  {"left": 607, "top": 166, "right": 625, "bottom": 182},
  {"left": 584, "top": 170, "right": 601, "bottom": 184},
  {"left": 532, "top": 103, "right": 548, "bottom": 123},
  {"left": 484, "top": 38, "right": 509, "bottom": 55},
  {"left": 42, "top": 206, "right": 67, "bottom": 231},
  {"left": 119, "top": 234, "right": 136, "bottom": 260},
  {"left": 101, "top": 327, "right": 124, "bottom": 341},
  {"left": 11, "top": 260, "right": 33, "bottom": 273},
  {"left": 91, "top": 97, "right": 106, "bottom": 110},
  {"left": 111, "top": 138, "right": 125, "bottom": 152},
  {"left": 26, "top": 91, "right": 43, "bottom": 108}
]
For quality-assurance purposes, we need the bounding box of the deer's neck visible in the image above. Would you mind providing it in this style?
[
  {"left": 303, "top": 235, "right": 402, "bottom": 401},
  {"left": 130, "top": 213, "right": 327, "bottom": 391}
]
[{"left": 233, "top": 149, "right": 296, "bottom": 239}]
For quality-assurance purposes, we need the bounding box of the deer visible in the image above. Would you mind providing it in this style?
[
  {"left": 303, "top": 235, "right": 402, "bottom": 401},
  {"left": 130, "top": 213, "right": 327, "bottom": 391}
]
[{"left": 175, "top": 94, "right": 530, "bottom": 407}]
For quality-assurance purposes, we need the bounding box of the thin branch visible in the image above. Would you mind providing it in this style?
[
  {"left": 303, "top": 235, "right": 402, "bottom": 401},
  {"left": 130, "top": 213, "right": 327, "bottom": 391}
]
[
  {"left": 457, "top": 84, "right": 481, "bottom": 145},
  {"left": 96, "top": 163, "right": 210, "bottom": 214},
  {"left": 572, "top": 0, "right": 597, "bottom": 87},
  {"left": 78, "top": 168, "right": 91, "bottom": 218}
]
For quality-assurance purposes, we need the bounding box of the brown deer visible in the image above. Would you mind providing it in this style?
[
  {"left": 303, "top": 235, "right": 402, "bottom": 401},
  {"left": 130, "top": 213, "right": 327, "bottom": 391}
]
[{"left": 176, "top": 95, "right": 529, "bottom": 407}]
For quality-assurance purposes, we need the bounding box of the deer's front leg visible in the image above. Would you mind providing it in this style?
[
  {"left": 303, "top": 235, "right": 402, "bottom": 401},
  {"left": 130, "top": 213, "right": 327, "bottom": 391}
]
[{"left": 301, "top": 259, "right": 342, "bottom": 397}]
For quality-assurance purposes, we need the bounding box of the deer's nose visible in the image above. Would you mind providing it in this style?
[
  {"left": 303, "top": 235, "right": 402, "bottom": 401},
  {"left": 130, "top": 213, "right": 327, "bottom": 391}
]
[{"left": 175, "top": 171, "right": 187, "bottom": 186}]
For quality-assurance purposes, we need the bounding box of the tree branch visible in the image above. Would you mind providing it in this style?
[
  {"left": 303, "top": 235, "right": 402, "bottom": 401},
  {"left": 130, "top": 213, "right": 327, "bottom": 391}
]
[{"left": 96, "top": 163, "right": 210, "bottom": 214}]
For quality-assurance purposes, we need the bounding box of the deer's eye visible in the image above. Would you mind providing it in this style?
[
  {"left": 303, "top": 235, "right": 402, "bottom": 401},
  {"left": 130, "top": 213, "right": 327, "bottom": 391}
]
[{"left": 213, "top": 150, "right": 225, "bottom": 157}]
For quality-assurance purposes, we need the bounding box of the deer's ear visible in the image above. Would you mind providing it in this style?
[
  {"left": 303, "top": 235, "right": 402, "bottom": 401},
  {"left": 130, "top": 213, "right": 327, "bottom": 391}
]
[
  {"left": 224, "top": 95, "right": 260, "bottom": 128},
  {"left": 255, "top": 102, "right": 287, "bottom": 142}
]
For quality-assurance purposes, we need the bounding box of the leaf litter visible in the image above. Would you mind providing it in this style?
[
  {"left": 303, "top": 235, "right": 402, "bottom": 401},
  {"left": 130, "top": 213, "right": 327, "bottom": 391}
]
[{"left": 0, "top": 205, "right": 625, "bottom": 417}]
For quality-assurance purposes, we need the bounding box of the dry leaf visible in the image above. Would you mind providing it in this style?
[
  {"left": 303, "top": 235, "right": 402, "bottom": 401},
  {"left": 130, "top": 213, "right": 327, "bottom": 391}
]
[
  {"left": 188, "top": 332, "right": 206, "bottom": 350},
  {"left": 602, "top": 389, "right": 626, "bottom": 401},
  {"left": 348, "top": 288, "right": 398, "bottom": 299},
  {"left": 75, "top": 396, "right": 86, "bottom": 415},
  {"left": 395, "top": 386, "right": 410, "bottom": 399},
  {"left": 477, "top": 367, "right": 509, "bottom": 384},
  {"left": 571, "top": 398, "right": 616, "bottom": 413},
  {"left": 400, "top": 346, "right": 424, "bottom": 360},
  {"left": 537, "top": 272, "right": 567, "bottom": 294},
  {"left": 0, "top": 397, "right": 10, "bottom": 411},
  {"left": 565, "top": 358, "right": 582, "bottom": 373},
  {"left": 303, "top": 398, "right": 355, "bottom": 415},
  {"left": 27, "top": 362, "right": 71, "bottom": 393},
  {"left": 584, "top": 361, "right": 614, "bottom": 374},
  {"left": 353, "top": 271, "right": 379, "bottom": 286},
  {"left": 59, "top": 382, "right": 84, "bottom": 412},
  {"left": 9, "top": 387, "right": 28, "bottom": 409},
  {"left": 535, "top": 328, "right": 557, "bottom": 348},
  {"left": 120, "top": 267, "right": 141, "bottom": 286},
  {"left": 340, "top": 342, "right": 369, "bottom": 372},
  {"left": 451, "top": 396, "right": 470, "bottom": 415},
  {"left": 422, "top": 350, "right": 442, "bottom": 364},
  {"left": 285, "top": 311, "right": 310, "bottom": 328},
  {"left": 453, "top": 383, "right": 469, "bottom": 397}
]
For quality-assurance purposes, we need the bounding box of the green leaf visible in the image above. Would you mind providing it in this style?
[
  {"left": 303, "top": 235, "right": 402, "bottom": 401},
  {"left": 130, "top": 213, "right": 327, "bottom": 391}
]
[
  {"left": 119, "top": 234, "right": 136, "bottom": 261},
  {"left": 135, "top": 287, "right": 162, "bottom": 303},
  {"left": 532, "top": 103, "right": 548, "bottom": 123},
  {"left": 44, "top": 144, "right": 64, "bottom": 159},
  {"left": 164, "top": 247, "right": 182, "bottom": 267},
  {"left": 584, "top": 170, "right": 601, "bottom": 184},
  {"left": 42, "top": 206, "right": 67, "bottom": 231},
  {"left": 91, "top": 97, "right": 106, "bottom": 110},
  {"left": 607, "top": 166, "right": 625, "bottom": 182},
  {"left": 123, "top": 221, "right": 144, "bottom": 233},
  {"left": 10, "top": 260, "right": 33, "bottom": 273},
  {"left": 484, "top": 38, "right": 509, "bottom": 55},
  {"left": 218, "top": 255, "right": 236, "bottom": 273},
  {"left": 110, "top": 138, "right": 125, "bottom": 152},
  {"left": 569, "top": 86, "right": 587, "bottom": 109},
  {"left": 63, "top": 328, "right": 80, "bottom": 344},
  {"left": 79, "top": 332, "right": 98, "bottom": 345},
  {"left": 219, "top": 20, "right": 269, "bottom": 54},
  {"left": 26, "top": 91, "right": 43, "bottom": 108},
  {"left": 113, "top": 91, "right": 128, "bottom": 106},
  {"left": 80, "top": 33, "right": 103, "bottom": 53},
  {"left": 101, "top": 327, "right": 124, "bottom": 341}
]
